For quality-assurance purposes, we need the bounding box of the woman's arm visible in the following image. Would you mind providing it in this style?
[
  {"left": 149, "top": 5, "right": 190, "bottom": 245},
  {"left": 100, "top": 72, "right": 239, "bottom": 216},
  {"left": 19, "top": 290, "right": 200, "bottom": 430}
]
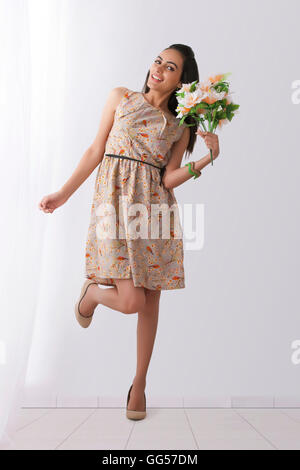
[
  {"left": 163, "top": 127, "right": 219, "bottom": 190},
  {"left": 38, "top": 86, "right": 128, "bottom": 213},
  {"left": 59, "top": 86, "right": 128, "bottom": 199}
]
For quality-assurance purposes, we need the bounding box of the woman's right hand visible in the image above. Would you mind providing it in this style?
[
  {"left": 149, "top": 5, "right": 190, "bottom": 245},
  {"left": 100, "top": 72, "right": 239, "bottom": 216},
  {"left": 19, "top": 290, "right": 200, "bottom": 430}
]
[{"left": 38, "top": 190, "right": 69, "bottom": 213}]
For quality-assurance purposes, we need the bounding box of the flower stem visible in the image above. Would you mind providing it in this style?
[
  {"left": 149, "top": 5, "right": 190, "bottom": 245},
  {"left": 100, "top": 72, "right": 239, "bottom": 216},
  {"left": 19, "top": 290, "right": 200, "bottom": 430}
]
[
  {"left": 199, "top": 118, "right": 207, "bottom": 132},
  {"left": 208, "top": 111, "right": 212, "bottom": 132},
  {"left": 208, "top": 111, "right": 213, "bottom": 165},
  {"left": 198, "top": 115, "right": 213, "bottom": 166}
]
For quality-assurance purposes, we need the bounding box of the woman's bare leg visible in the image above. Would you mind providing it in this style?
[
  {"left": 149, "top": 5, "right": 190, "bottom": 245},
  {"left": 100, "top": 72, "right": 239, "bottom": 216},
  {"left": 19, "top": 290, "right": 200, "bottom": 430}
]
[
  {"left": 78, "top": 279, "right": 146, "bottom": 316},
  {"left": 127, "top": 289, "right": 161, "bottom": 411},
  {"left": 78, "top": 279, "right": 161, "bottom": 411}
]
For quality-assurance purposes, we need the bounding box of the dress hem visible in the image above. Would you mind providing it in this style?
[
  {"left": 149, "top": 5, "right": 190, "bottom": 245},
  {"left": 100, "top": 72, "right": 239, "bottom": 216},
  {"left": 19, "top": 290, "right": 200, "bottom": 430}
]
[{"left": 85, "top": 271, "right": 185, "bottom": 291}]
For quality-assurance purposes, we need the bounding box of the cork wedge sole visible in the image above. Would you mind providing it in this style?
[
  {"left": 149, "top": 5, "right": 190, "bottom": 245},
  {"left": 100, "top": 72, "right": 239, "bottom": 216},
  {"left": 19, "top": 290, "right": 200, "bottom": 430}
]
[
  {"left": 126, "top": 384, "right": 147, "bottom": 420},
  {"left": 75, "top": 279, "right": 98, "bottom": 328}
]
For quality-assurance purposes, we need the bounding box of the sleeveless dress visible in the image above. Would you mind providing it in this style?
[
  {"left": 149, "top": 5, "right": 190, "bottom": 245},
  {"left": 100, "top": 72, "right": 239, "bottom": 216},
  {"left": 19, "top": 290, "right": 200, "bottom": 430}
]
[{"left": 85, "top": 89, "right": 187, "bottom": 290}]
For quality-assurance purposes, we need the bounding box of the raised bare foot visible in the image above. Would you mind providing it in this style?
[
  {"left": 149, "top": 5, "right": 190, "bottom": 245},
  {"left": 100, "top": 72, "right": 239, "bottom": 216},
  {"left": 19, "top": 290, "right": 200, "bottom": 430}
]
[
  {"left": 79, "top": 284, "right": 100, "bottom": 317},
  {"left": 127, "top": 379, "right": 146, "bottom": 411}
]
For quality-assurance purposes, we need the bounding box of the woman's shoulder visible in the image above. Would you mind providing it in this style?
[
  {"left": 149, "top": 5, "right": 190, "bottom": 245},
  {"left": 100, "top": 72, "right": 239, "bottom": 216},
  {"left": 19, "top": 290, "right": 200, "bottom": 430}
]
[
  {"left": 113, "top": 86, "right": 136, "bottom": 98},
  {"left": 113, "top": 87, "right": 138, "bottom": 108},
  {"left": 111, "top": 87, "right": 141, "bottom": 116}
]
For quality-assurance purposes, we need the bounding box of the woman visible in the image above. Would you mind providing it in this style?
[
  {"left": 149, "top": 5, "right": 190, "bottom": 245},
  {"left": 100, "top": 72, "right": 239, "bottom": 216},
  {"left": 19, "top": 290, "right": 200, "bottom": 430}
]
[{"left": 38, "top": 44, "right": 220, "bottom": 421}]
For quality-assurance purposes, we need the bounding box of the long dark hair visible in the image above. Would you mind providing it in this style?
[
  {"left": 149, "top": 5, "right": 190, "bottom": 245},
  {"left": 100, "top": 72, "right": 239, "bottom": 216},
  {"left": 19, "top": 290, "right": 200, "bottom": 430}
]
[{"left": 141, "top": 44, "right": 199, "bottom": 160}]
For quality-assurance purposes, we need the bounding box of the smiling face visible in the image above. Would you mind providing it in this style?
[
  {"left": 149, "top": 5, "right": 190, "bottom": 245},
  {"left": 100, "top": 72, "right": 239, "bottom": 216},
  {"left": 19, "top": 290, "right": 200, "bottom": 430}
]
[{"left": 147, "top": 49, "right": 184, "bottom": 94}]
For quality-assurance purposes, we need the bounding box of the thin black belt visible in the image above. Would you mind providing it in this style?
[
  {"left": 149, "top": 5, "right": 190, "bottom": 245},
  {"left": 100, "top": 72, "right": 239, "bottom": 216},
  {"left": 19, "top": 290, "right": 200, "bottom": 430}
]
[{"left": 105, "top": 153, "right": 166, "bottom": 186}]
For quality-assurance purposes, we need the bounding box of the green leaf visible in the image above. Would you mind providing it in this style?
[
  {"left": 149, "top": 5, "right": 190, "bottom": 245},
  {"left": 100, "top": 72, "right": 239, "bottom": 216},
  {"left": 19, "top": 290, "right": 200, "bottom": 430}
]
[
  {"left": 179, "top": 116, "right": 186, "bottom": 126},
  {"left": 190, "top": 80, "right": 198, "bottom": 93},
  {"left": 226, "top": 102, "right": 239, "bottom": 112},
  {"left": 219, "top": 98, "right": 227, "bottom": 108},
  {"left": 195, "top": 102, "right": 209, "bottom": 109},
  {"left": 216, "top": 111, "right": 227, "bottom": 119},
  {"left": 222, "top": 72, "right": 232, "bottom": 80}
]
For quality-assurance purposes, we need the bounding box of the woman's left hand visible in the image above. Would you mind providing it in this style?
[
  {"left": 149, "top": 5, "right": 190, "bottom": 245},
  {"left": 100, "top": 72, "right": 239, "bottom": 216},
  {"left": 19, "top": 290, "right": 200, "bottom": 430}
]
[{"left": 196, "top": 130, "right": 220, "bottom": 160}]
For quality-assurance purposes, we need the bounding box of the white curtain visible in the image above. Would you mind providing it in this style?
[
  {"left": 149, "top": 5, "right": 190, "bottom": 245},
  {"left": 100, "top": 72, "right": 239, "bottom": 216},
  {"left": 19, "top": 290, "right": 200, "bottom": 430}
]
[{"left": 0, "top": 0, "right": 68, "bottom": 448}]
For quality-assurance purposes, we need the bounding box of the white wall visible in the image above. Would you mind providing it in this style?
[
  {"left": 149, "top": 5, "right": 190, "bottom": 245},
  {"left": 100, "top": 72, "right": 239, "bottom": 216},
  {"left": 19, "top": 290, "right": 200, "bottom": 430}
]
[{"left": 23, "top": 0, "right": 300, "bottom": 405}]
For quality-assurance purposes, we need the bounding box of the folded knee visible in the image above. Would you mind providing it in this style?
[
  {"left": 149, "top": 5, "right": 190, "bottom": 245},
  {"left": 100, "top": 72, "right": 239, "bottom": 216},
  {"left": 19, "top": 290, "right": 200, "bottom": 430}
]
[{"left": 122, "top": 297, "right": 146, "bottom": 314}]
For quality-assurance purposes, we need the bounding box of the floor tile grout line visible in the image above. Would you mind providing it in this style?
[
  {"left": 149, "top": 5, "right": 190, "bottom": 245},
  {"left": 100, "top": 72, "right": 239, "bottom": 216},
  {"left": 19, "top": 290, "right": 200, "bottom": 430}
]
[
  {"left": 233, "top": 409, "right": 278, "bottom": 450},
  {"left": 183, "top": 395, "right": 199, "bottom": 449},
  {"left": 54, "top": 409, "right": 97, "bottom": 450},
  {"left": 14, "top": 409, "right": 52, "bottom": 433},
  {"left": 124, "top": 422, "right": 136, "bottom": 450},
  {"left": 279, "top": 409, "right": 300, "bottom": 424},
  {"left": 183, "top": 400, "right": 200, "bottom": 450}
]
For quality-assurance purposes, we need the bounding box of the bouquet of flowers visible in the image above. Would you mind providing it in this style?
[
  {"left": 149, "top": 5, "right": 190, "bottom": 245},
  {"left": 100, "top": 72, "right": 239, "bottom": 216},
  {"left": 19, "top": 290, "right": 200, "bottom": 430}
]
[{"left": 175, "top": 73, "right": 239, "bottom": 165}]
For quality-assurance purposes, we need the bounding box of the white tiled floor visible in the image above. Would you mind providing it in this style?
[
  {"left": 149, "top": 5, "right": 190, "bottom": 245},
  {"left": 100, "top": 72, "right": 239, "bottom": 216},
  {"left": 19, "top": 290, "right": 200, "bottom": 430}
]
[{"left": 3, "top": 407, "right": 300, "bottom": 450}]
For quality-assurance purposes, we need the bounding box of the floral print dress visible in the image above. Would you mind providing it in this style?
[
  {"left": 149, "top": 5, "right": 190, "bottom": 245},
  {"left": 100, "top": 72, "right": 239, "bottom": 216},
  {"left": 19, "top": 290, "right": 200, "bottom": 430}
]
[{"left": 85, "top": 88, "right": 186, "bottom": 290}]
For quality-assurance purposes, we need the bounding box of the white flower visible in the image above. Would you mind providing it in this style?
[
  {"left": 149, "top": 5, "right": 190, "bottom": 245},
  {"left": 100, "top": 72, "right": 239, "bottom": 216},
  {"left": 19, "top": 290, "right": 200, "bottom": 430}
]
[
  {"left": 207, "top": 88, "right": 227, "bottom": 101},
  {"left": 176, "top": 83, "right": 208, "bottom": 118}
]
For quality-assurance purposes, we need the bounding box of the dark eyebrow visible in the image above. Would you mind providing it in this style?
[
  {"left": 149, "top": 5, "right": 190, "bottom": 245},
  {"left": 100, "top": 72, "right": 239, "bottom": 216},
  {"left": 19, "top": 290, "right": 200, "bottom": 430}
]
[{"left": 157, "top": 55, "right": 178, "bottom": 69}]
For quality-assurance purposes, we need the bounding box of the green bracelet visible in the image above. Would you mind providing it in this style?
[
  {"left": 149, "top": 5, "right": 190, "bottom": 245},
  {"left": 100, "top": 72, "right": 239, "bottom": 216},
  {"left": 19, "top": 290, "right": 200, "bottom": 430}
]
[{"left": 185, "top": 162, "right": 200, "bottom": 179}]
